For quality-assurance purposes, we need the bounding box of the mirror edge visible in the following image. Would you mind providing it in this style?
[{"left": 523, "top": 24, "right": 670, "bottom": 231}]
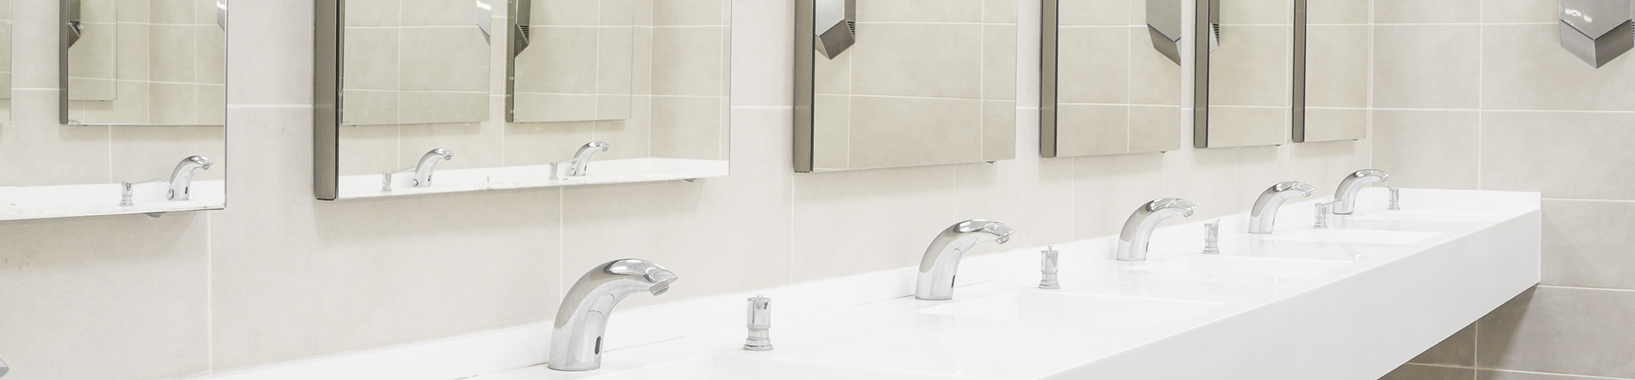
[
  {"left": 314, "top": 0, "right": 341, "bottom": 201},
  {"left": 793, "top": 0, "right": 815, "bottom": 173},
  {"left": 1291, "top": 0, "right": 1308, "bottom": 143},
  {"left": 1191, "top": 0, "right": 1210, "bottom": 149},
  {"left": 1039, "top": 0, "right": 1059, "bottom": 159}
]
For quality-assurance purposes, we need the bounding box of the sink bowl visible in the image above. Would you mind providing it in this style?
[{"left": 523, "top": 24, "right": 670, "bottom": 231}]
[
  {"left": 912, "top": 291, "right": 1219, "bottom": 329},
  {"left": 1122, "top": 255, "right": 1353, "bottom": 280},
  {"left": 493, "top": 353, "right": 969, "bottom": 380},
  {"left": 1264, "top": 229, "right": 1440, "bottom": 245},
  {"left": 1351, "top": 211, "right": 1501, "bottom": 224}
]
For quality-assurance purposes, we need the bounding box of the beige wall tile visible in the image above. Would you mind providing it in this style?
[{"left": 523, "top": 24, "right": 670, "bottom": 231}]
[
  {"left": 150, "top": 25, "right": 198, "bottom": 83},
  {"left": 813, "top": 94, "right": 852, "bottom": 170},
  {"left": 592, "top": 102, "right": 652, "bottom": 161},
  {"left": 1306, "top": 25, "right": 1368, "bottom": 108},
  {"left": 1374, "top": 25, "right": 1481, "bottom": 109},
  {"left": 792, "top": 165, "right": 957, "bottom": 282},
  {"left": 398, "top": 28, "right": 489, "bottom": 92},
  {"left": 857, "top": 0, "right": 983, "bottom": 22},
  {"left": 651, "top": 27, "right": 725, "bottom": 96},
  {"left": 533, "top": 0, "right": 601, "bottom": 26},
  {"left": 1206, "top": 106, "right": 1287, "bottom": 148},
  {"left": 983, "top": 101, "right": 1017, "bottom": 161},
  {"left": 651, "top": 96, "right": 724, "bottom": 160},
  {"left": 1059, "top": 0, "right": 1129, "bottom": 26},
  {"left": 401, "top": 0, "right": 474, "bottom": 26},
  {"left": 338, "top": 124, "right": 400, "bottom": 176},
  {"left": 850, "top": 23, "right": 984, "bottom": 98},
  {"left": 1219, "top": 0, "right": 1293, "bottom": 25},
  {"left": 1058, "top": 26, "right": 1130, "bottom": 104},
  {"left": 1129, "top": 105, "right": 1181, "bottom": 152},
  {"left": 1059, "top": 104, "right": 1130, "bottom": 157},
  {"left": 730, "top": 0, "right": 792, "bottom": 106},
  {"left": 1073, "top": 152, "right": 1166, "bottom": 239},
  {"left": 341, "top": 90, "right": 399, "bottom": 125},
  {"left": 149, "top": 82, "right": 198, "bottom": 125},
  {"left": 345, "top": 0, "right": 400, "bottom": 26},
  {"left": 228, "top": 0, "right": 313, "bottom": 105},
  {"left": 399, "top": 122, "right": 504, "bottom": 171},
  {"left": 1376, "top": 0, "right": 1480, "bottom": 24},
  {"left": 848, "top": 96, "right": 984, "bottom": 168},
  {"left": 1380, "top": 364, "right": 1475, "bottom": 380},
  {"left": 1482, "top": 0, "right": 1558, "bottom": 24},
  {"left": 1371, "top": 110, "right": 1479, "bottom": 189},
  {"left": 1482, "top": 24, "right": 1635, "bottom": 112},
  {"left": 654, "top": 0, "right": 725, "bottom": 26},
  {"left": 1209, "top": 25, "right": 1289, "bottom": 107},
  {"left": 515, "top": 27, "right": 599, "bottom": 94},
  {"left": 1480, "top": 111, "right": 1635, "bottom": 199},
  {"left": 1477, "top": 287, "right": 1635, "bottom": 378},
  {"left": 984, "top": 25, "right": 1018, "bottom": 100},
  {"left": 1129, "top": 26, "right": 1181, "bottom": 106},
  {"left": 502, "top": 120, "right": 597, "bottom": 167},
  {"left": 985, "top": 0, "right": 1019, "bottom": 24},
  {"left": 111, "top": 125, "right": 227, "bottom": 182},
  {"left": 1541, "top": 200, "right": 1635, "bottom": 290},
  {"left": 1308, "top": 0, "right": 1369, "bottom": 24},
  {"left": 1304, "top": 108, "right": 1366, "bottom": 142},
  {"left": 0, "top": 91, "right": 111, "bottom": 186},
  {"left": 397, "top": 91, "right": 488, "bottom": 124},
  {"left": 1479, "top": 370, "right": 1609, "bottom": 380},
  {"left": 0, "top": 213, "right": 210, "bottom": 380}
]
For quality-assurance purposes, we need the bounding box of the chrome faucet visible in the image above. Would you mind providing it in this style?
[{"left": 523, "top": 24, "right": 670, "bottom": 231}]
[
  {"left": 1249, "top": 181, "right": 1314, "bottom": 234},
  {"left": 565, "top": 141, "right": 610, "bottom": 177},
  {"left": 1117, "top": 198, "right": 1198, "bottom": 261},
  {"left": 549, "top": 259, "right": 678, "bottom": 371},
  {"left": 168, "top": 156, "right": 213, "bottom": 201},
  {"left": 412, "top": 148, "right": 454, "bottom": 187},
  {"left": 1333, "top": 169, "right": 1389, "bottom": 215},
  {"left": 915, "top": 219, "right": 1015, "bottom": 300}
]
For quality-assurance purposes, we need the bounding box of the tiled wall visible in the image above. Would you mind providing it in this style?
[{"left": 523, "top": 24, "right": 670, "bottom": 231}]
[
  {"left": 0, "top": 1, "right": 1371, "bottom": 379},
  {"left": 0, "top": 0, "right": 225, "bottom": 188},
  {"left": 1053, "top": 0, "right": 1183, "bottom": 156},
  {"left": 513, "top": 0, "right": 636, "bottom": 122},
  {"left": 338, "top": 0, "right": 729, "bottom": 176},
  {"left": 1205, "top": 0, "right": 1291, "bottom": 147},
  {"left": 1374, "top": 1, "right": 1635, "bottom": 379},
  {"left": 70, "top": 0, "right": 228, "bottom": 126},
  {"left": 0, "top": 0, "right": 12, "bottom": 120},
  {"left": 810, "top": 0, "right": 1018, "bottom": 170}
]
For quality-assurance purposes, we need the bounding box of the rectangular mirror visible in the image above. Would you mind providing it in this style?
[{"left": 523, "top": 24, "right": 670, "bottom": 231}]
[
  {"left": 0, "top": 0, "right": 227, "bottom": 221},
  {"left": 314, "top": 0, "right": 731, "bottom": 201},
  {"left": 1041, "top": 0, "right": 1183, "bottom": 158},
  {"left": 793, "top": 0, "right": 1017, "bottom": 172},
  {"left": 1192, "top": 0, "right": 1291, "bottom": 148},
  {"left": 1293, "top": 0, "right": 1367, "bottom": 143}
]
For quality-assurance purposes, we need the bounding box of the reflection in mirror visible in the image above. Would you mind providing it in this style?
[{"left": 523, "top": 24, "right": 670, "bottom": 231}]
[
  {"left": 508, "top": 0, "right": 634, "bottom": 122},
  {"left": 793, "top": 0, "right": 1018, "bottom": 172},
  {"left": 314, "top": 0, "right": 732, "bottom": 200},
  {"left": 1294, "top": 0, "right": 1367, "bottom": 143},
  {"left": 1193, "top": 0, "right": 1290, "bottom": 148},
  {"left": 1041, "top": 0, "right": 1182, "bottom": 158},
  {"left": 0, "top": 0, "right": 226, "bottom": 221},
  {"left": 65, "top": 0, "right": 227, "bottom": 127},
  {"left": 0, "top": 0, "right": 10, "bottom": 123}
]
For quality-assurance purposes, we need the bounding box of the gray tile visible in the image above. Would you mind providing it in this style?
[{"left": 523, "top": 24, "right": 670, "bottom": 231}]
[
  {"left": 1477, "top": 287, "right": 1635, "bottom": 378},
  {"left": 1478, "top": 370, "right": 1610, "bottom": 380},
  {"left": 1479, "top": 111, "right": 1635, "bottom": 199},
  {"left": 1371, "top": 110, "right": 1480, "bottom": 190},
  {"left": 1380, "top": 364, "right": 1476, "bottom": 380},
  {"left": 1374, "top": 25, "right": 1481, "bottom": 109},
  {"left": 1376, "top": 0, "right": 1480, "bottom": 24},
  {"left": 1482, "top": 0, "right": 1558, "bottom": 24},
  {"left": 1409, "top": 323, "right": 1477, "bottom": 366},
  {"left": 1541, "top": 200, "right": 1635, "bottom": 290}
]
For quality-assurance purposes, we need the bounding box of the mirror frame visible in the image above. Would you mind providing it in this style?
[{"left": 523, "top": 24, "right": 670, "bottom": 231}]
[
  {"left": 314, "top": 0, "right": 340, "bottom": 200},
  {"left": 792, "top": 0, "right": 815, "bottom": 173}
]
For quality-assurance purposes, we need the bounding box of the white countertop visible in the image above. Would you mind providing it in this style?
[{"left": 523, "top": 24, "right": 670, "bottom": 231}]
[
  {"left": 201, "top": 188, "right": 1541, "bottom": 380},
  {"left": 335, "top": 158, "right": 729, "bottom": 200}
]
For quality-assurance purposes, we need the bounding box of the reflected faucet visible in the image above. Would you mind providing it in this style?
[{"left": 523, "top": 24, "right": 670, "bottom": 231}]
[
  {"left": 1117, "top": 198, "right": 1198, "bottom": 261},
  {"left": 412, "top": 148, "right": 454, "bottom": 187},
  {"left": 1333, "top": 169, "right": 1389, "bottom": 215},
  {"left": 915, "top": 219, "right": 1016, "bottom": 300},
  {"left": 549, "top": 259, "right": 678, "bottom": 371},
  {"left": 565, "top": 141, "right": 610, "bottom": 177},
  {"left": 1249, "top": 181, "right": 1315, "bottom": 234},
  {"left": 168, "top": 156, "right": 213, "bottom": 201}
]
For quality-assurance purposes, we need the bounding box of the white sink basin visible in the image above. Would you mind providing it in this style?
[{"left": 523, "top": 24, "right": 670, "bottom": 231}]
[
  {"left": 484, "top": 353, "right": 968, "bottom": 380},
  {"left": 913, "top": 291, "right": 1219, "bottom": 329},
  {"left": 1264, "top": 229, "right": 1440, "bottom": 245},
  {"left": 1123, "top": 255, "right": 1353, "bottom": 280},
  {"left": 1351, "top": 211, "right": 1502, "bottom": 224}
]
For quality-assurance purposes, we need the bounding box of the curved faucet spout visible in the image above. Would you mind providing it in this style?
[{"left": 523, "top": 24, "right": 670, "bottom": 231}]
[
  {"left": 566, "top": 141, "right": 611, "bottom": 177},
  {"left": 413, "top": 148, "right": 454, "bottom": 188},
  {"left": 549, "top": 259, "right": 677, "bottom": 371},
  {"left": 168, "top": 156, "right": 213, "bottom": 201},
  {"left": 1333, "top": 169, "right": 1389, "bottom": 215},
  {"left": 1249, "top": 181, "right": 1315, "bottom": 234},
  {"left": 915, "top": 219, "right": 1016, "bottom": 300},
  {"left": 1117, "top": 198, "right": 1197, "bottom": 261}
]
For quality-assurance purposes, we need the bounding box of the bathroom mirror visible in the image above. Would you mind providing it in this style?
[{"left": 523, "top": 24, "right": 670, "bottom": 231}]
[
  {"left": 1192, "top": 0, "right": 1291, "bottom": 148},
  {"left": 0, "top": 0, "right": 11, "bottom": 124},
  {"left": 63, "top": 0, "right": 228, "bottom": 127},
  {"left": 1293, "top": 0, "right": 1367, "bottom": 143},
  {"left": 314, "top": 0, "right": 731, "bottom": 201},
  {"left": 0, "top": 0, "right": 227, "bottom": 221},
  {"left": 793, "top": 0, "right": 1018, "bottom": 172},
  {"left": 1041, "top": 0, "right": 1183, "bottom": 158}
]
